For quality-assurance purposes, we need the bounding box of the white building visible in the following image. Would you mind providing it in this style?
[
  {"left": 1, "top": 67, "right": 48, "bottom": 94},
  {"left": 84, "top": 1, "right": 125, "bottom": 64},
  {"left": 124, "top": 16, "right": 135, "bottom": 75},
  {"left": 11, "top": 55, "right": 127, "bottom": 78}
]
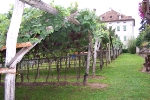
[{"left": 100, "top": 9, "right": 135, "bottom": 49}]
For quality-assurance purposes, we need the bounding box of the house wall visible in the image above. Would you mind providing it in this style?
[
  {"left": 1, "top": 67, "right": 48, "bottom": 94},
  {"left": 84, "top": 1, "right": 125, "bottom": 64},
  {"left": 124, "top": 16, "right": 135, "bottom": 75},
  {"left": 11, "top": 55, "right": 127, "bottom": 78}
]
[{"left": 106, "top": 20, "right": 134, "bottom": 49}]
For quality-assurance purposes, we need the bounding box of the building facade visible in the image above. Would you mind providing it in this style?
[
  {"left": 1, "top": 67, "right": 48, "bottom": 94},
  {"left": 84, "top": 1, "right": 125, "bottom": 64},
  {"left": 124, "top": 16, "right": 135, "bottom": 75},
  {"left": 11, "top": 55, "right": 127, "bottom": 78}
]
[{"left": 100, "top": 9, "right": 135, "bottom": 49}]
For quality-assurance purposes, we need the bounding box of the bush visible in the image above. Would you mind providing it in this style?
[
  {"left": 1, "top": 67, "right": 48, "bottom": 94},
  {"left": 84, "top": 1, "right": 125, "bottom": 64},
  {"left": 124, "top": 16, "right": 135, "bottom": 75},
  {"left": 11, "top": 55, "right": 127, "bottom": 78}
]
[
  {"left": 122, "top": 49, "right": 128, "bottom": 53},
  {"left": 128, "top": 38, "right": 136, "bottom": 54}
]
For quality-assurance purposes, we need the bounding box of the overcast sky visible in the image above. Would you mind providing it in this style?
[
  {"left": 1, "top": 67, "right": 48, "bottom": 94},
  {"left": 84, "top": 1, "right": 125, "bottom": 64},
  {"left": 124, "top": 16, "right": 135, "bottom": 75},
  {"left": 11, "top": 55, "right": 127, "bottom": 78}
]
[{"left": 0, "top": 0, "right": 142, "bottom": 38}]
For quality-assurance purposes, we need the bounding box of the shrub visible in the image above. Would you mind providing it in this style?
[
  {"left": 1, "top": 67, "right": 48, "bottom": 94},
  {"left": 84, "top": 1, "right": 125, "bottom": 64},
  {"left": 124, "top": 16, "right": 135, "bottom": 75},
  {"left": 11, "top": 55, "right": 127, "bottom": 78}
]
[
  {"left": 127, "top": 38, "right": 136, "bottom": 54},
  {"left": 122, "top": 49, "right": 128, "bottom": 53}
]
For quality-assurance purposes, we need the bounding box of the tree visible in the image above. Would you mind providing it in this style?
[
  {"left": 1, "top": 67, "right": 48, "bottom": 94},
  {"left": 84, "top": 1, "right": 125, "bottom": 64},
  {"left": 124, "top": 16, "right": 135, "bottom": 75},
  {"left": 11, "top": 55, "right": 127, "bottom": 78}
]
[
  {"left": 92, "top": 23, "right": 109, "bottom": 75},
  {"left": 136, "top": 24, "right": 150, "bottom": 48},
  {"left": 108, "top": 26, "right": 116, "bottom": 59},
  {"left": 0, "top": 1, "right": 112, "bottom": 99},
  {"left": 128, "top": 38, "right": 136, "bottom": 54}
]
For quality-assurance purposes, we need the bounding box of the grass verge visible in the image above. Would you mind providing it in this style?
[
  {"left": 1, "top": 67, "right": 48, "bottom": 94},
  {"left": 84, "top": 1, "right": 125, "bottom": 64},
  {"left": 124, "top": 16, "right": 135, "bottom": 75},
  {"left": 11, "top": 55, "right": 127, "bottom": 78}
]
[{"left": 1, "top": 53, "right": 150, "bottom": 100}]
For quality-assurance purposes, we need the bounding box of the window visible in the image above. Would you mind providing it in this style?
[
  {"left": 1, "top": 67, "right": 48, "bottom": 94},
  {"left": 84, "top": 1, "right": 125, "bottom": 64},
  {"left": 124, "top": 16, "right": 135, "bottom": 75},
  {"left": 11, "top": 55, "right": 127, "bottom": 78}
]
[
  {"left": 117, "top": 26, "right": 120, "bottom": 31},
  {"left": 124, "top": 36, "right": 126, "bottom": 41},
  {"left": 123, "top": 25, "right": 126, "bottom": 31},
  {"left": 101, "top": 17, "right": 104, "bottom": 20}
]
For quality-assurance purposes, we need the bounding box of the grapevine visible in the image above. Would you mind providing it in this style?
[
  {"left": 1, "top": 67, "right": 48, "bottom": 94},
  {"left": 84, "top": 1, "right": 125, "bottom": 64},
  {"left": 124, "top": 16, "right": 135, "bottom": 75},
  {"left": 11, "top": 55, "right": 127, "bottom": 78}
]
[{"left": 0, "top": 2, "right": 122, "bottom": 58}]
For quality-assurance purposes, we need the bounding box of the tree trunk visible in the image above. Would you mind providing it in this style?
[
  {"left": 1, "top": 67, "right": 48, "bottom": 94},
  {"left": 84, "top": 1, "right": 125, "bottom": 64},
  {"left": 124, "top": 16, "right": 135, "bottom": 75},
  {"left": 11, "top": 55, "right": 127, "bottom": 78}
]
[
  {"left": 20, "top": 61, "right": 24, "bottom": 82},
  {"left": 46, "top": 59, "right": 52, "bottom": 82},
  {"left": 77, "top": 52, "right": 81, "bottom": 82},
  {"left": 100, "top": 40, "right": 103, "bottom": 70},
  {"left": 105, "top": 44, "right": 109, "bottom": 66},
  {"left": 109, "top": 36, "right": 115, "bottom": 60},
  {"left": 34, "top": 59, "right": 40, "bottom": 82},
  {"left": 37, "top": 59, "right": 40, "bottom": 78},
  {"left": 64, "top": 54, "right": 68, "bottom": 81},
  {"left": 4, "top": 1, "right": 24, "bottom": 100},
  {"left": 26, "top": 62, "right": 29, "bottom": 82},
  {"left": 83, "top": 43, "right": 91, "bottom": 85},
  {"left": 56, "top": 59, "right": 60, "bottom": 82},
  {"left": 108, "top": 43, "right": 111, "bottom": 63},
  {"left": 68, "top": 56, "right": 71, "bottom": 75}
]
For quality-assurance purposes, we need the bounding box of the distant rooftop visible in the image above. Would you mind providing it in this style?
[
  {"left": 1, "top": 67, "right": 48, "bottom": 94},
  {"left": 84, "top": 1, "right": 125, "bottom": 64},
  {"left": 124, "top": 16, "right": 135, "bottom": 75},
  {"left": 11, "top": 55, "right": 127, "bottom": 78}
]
[{"left": 100, "top": 9, "right": 135, "bottom": 25}]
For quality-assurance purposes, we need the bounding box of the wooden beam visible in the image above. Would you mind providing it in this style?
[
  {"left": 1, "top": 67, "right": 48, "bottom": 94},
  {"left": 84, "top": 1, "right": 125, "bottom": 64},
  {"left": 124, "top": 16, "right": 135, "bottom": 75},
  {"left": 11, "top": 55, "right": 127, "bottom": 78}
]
[
  {"left": 20, "top": 0, "right": 80, "bottom": 25},
  {"left": 0, "top": 42, "right": 32, "bottom": 51},
  {"left": 20, "top": 0, "right": 58, "bottom": 15},
  {"left": 6, "top": 37, "right": 42, "bottom": 68},
  {"left": 4, "top": 0, "right": 25, "bottom": 100},
  {"left": 0, "top": 68, "right": 16, "bottom": 74},
  {"left": 66, "top": 11, "right": 80, "bottom": 25}
]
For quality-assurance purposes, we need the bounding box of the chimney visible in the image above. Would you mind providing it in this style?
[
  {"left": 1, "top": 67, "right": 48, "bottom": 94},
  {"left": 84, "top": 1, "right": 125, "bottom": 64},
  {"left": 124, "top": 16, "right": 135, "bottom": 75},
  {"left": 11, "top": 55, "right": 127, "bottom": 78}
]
[
  {"left": 109, "top": 7, "right": 112, "bottom": 11},
  {"left": 118, "top": 10, "right": 122, "bottom": 19},
  {"left": 93, "top": 8, "right": 96, "bottom": 12}
]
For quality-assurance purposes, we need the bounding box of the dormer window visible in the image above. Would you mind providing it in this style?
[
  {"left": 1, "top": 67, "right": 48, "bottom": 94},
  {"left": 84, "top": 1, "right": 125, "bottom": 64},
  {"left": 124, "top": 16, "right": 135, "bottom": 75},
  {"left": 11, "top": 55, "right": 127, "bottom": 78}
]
[
  {"left": 110, "top": 16, "right": 112, "bottom": 18},
  {"left": 100, "top": 17, "right": 104, "bottom": 20},
  {"left": 119, "top": 15, "right": 121, "bottom": 19}
]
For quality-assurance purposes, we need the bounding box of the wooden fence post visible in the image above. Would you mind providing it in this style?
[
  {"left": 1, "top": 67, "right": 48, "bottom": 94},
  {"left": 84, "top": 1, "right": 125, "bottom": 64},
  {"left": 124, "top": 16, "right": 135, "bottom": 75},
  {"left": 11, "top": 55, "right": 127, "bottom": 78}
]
[{"left": 4, "top": 0, "right": 24, "bottom": 100}]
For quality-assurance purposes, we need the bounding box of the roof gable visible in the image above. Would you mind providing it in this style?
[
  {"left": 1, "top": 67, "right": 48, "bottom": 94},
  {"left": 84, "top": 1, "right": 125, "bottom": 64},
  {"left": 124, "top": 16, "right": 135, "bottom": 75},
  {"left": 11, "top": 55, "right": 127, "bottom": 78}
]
[{"left": 100, "top": 9, "right": 135, "bottom": 22}]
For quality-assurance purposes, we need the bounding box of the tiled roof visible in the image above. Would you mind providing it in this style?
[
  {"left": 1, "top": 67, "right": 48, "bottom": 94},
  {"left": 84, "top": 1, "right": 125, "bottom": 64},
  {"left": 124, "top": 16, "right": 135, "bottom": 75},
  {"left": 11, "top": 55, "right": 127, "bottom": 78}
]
[{"left": 100, "top": 9, "right": 135, "bottom": 22}]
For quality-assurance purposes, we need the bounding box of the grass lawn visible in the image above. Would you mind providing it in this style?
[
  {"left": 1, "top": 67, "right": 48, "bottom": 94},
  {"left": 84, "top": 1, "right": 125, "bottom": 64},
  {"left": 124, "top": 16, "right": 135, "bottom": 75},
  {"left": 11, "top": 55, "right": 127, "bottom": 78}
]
[{"left": 1, "top": 53, "right": 150, "bottom": 100}]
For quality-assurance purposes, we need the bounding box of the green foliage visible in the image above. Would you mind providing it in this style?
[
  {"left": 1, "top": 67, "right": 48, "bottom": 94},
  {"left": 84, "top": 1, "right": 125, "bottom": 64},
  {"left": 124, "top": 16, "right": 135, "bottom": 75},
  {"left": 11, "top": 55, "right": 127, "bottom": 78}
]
[
  {"left": 108, "top": 26, "right": 115, "bottom": 37},
  {"left": 135, "top": 34, "right": 144, "bottom": 48},
  {"left": 0, "top": 14, "right": 10, "bottom": 48},
  {"left": 113, "top": 35, "right": 123, "bottom": 48},
  {"left": 107, "top": 26, "right": 123, "bottom": 49},
  {"left": 136, "top": 24, "right": 150, "bottom": 48},
  {"left": 0, "top": 2, "right": 113, "bottom": 57},
  {"left": 143, "top": 25, "right": 150, "bottom": 41},
  {"left": 122, "top": 49, "right": 128, "bottom": 53},
  {"left": 127, "top": 38, "right": 136, "bottom": 54},
  {"left": 68, "top": 1, "right": 78, "bottom": 13}
]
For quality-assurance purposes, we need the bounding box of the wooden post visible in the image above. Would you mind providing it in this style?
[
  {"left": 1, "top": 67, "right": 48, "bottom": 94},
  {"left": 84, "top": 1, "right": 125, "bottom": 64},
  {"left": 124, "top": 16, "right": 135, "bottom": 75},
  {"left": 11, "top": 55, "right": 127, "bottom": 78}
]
[
  {"left": 92, "top": 38, "right": 98, "bottom": 76},
  {"left": 4, "top": 0, "right": 24, "bottom": 100}
]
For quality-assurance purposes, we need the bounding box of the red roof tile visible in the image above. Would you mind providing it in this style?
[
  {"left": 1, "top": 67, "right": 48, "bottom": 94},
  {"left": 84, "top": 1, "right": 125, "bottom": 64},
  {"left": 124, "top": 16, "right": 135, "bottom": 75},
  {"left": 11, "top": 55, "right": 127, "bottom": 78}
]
[{"left": 100, "top": 9, "right": 135, "bottom": 23}]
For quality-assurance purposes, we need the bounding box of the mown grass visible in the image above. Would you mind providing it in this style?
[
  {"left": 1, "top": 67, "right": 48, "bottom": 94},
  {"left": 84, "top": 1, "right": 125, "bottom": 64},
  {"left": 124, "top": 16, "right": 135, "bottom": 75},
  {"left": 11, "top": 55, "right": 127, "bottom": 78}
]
[{"left": 1, "top": 53, "right": 150, "bottom": 100}]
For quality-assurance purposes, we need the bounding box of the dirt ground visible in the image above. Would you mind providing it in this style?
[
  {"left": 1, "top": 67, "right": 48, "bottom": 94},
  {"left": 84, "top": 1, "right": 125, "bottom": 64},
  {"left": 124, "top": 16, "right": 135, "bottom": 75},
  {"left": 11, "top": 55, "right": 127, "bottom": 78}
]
[
  {"left": 140, "top": 67, "right": 150, "bottom": 74},
  {"left": 0, "top": 76, "right": 107, "bottom": 89}
]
